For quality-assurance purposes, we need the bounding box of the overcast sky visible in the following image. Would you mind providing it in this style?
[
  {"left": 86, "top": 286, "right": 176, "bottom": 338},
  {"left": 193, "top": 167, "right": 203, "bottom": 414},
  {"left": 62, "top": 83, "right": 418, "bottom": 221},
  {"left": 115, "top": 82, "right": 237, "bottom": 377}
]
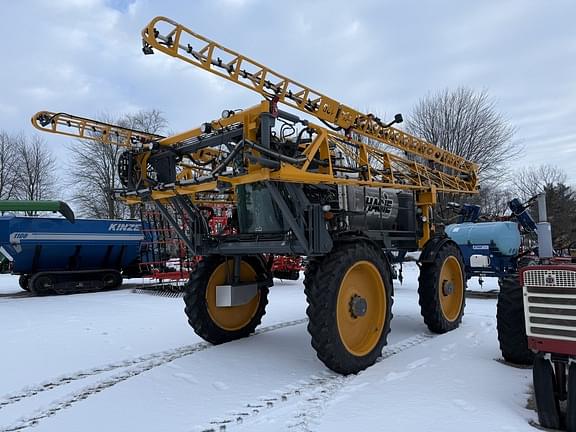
[{"left": 1, "top": 0, "right": 575, "bottom": 194}]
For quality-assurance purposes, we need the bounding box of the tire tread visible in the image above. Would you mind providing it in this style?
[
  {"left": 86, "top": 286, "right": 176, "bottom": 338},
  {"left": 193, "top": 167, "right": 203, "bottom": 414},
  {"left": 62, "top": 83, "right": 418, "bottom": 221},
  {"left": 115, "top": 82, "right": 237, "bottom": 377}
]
[
  {"left": 418, "top": 243, "right": 466, "bottom": 334},
  {"left": 496, "top": 276, "right": 534, "bottom": 365},
  {"left": 304, "top": 241, "right": 393, "bottom": 375},
  {"left": 184, "top": 256, "right": 269, "bottom": 344}
]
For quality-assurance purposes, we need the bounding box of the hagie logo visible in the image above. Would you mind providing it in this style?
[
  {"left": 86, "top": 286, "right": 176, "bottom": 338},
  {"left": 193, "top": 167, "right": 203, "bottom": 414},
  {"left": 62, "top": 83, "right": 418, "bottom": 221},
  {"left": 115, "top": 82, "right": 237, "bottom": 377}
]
[
  {"left": 108, "top": 223, "right": 140, "bottom": 232},
  {"left": 365, "top": 195, "right": 394, "bottom": 218}
]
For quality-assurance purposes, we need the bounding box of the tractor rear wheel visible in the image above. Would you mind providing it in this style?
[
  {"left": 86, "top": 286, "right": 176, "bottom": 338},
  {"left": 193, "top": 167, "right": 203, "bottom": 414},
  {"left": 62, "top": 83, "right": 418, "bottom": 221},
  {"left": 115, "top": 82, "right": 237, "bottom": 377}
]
[
  {"left": 496, "top": 276, "right": 534, "bottom": 365},
  {"left": 418, "top": 243, "right": 466, "bottom": 333},
  {"left": 184, "top": 256, "right": 270, "bottom": 344},
  {"left": 567, "top": 362, "right": 576, "bottom": 432},
  {"left": 533, "top": 353, "right": 561, "bottom": 430},
  {"left": 304, "top": 241, "right": 393, "bottom": 375}
]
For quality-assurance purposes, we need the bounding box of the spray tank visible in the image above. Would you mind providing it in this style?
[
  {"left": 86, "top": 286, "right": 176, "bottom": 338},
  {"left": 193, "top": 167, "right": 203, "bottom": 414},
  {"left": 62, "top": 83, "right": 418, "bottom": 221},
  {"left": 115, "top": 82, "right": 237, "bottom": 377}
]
[{"left": 445, "top": 194, "right": 550, "bottom": 276}]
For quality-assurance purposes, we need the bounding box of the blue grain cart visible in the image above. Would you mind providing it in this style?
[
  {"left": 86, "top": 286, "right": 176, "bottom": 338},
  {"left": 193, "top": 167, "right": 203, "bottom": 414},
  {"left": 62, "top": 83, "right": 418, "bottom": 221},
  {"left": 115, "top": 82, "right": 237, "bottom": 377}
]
[{"left": 0, "top": 216, "right": 143, "bottom": 295}]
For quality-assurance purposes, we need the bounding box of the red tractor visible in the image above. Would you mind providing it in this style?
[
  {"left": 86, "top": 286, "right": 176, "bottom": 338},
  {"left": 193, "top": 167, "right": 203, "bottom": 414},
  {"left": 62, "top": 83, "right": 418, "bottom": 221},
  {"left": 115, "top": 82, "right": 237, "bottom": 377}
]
[{"left": 522, "top": 259, "right": 576, "bottom": 430}]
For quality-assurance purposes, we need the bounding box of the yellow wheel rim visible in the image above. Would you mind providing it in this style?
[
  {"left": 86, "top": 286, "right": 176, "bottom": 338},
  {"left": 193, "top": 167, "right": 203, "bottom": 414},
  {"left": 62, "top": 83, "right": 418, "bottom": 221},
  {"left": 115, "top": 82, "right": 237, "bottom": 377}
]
[
  {"left": 206, "top": 260, "right": 260, "bottom": 331},
  {"left": 336, "top": 261, "right": 386, "bottom": 357},
  {"left": 438, "top": 256, "right": 464, "bottom": 322}
]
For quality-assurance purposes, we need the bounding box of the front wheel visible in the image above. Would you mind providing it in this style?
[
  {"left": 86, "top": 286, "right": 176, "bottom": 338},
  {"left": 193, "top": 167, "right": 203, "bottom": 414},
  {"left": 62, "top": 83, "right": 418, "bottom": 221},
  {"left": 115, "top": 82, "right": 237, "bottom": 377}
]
[
  {"left": 18, "top": 275, "right": 30, "bottom": 291},
  {"left": 184, "top": 256, "right": 270, "bottom": 344},
  {"left": 533, "top": 354, "right": 561, "bottom": 430},
  {"left": 418, "top": 242, "right": 466, "bottom": 333},
  {"left": 304, "top": 241, "right": 393, "bottom": 375}
]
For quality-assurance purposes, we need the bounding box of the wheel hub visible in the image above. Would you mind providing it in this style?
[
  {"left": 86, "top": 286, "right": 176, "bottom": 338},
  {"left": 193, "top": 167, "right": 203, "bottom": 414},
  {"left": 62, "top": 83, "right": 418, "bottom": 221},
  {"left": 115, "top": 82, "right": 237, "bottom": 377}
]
[
  {"left": 442, "top": 280, "right": 454, "bottom": 296},
  {"left": 349, "top": 294, "right": 368, "bottom": 318}
]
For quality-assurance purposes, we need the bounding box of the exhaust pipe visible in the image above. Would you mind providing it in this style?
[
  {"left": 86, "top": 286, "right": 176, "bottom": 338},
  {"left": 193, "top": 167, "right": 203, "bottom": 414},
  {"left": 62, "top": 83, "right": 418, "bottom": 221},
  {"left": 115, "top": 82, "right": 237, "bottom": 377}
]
[{"left": 536, "top": 193, "right": 554, "bottom": 260}]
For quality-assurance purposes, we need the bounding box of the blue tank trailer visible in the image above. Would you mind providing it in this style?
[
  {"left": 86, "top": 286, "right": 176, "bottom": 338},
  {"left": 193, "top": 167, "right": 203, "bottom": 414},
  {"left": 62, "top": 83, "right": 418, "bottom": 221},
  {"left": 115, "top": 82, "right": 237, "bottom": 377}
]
[
  {"left": 443, "top": 198, "right": 541, "bottom": 367},
  {"left": 0, "top": 215, "right": 144, "bottom": 295}
]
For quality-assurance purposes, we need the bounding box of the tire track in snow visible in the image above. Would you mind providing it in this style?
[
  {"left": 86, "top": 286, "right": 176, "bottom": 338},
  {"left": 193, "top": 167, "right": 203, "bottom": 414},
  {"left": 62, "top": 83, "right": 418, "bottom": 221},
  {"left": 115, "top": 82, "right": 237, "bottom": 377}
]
[
  {"left": 0, "top": 341, "right": 211, "bottom": 411},
  {"left": 0, "top": 318, "right": 308, "bottom": 432},
  {"left": 201, "top": 332, "right": 437, "bottom": 432}
]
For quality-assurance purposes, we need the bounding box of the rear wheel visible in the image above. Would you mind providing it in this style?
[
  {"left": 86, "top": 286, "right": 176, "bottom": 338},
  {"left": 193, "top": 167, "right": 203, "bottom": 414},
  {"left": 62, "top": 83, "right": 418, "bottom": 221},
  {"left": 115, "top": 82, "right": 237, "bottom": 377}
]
[
  {"left": 184, "top": 256, "right": 270, "bottom": 344},
  {"left": 567, "top": 363, "right": 576, "bottom": 432},
  {"left": 418, "top": 242, "right": 466, "bottom": 333},
  {"left": 533, "top": 354, "right": 561, "bottom": 430},
  {"left": 304, "top": 241, "right": 393, "bottom": 375},
  {"left": 496, "top": 276, "right": 534, "bottom": 365}
]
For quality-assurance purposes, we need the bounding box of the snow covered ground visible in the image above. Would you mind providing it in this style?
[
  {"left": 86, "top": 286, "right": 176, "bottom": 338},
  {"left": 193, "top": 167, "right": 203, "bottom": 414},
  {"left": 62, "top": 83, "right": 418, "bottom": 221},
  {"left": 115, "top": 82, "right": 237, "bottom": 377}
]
[{"left": 0, "top": 264, "right": 537, "bottom": 431}]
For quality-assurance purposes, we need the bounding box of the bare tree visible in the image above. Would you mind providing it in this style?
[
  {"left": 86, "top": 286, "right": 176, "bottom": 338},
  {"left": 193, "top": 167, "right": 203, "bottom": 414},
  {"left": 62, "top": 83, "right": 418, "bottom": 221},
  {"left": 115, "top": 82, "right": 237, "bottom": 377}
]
[
  {"left": 407, "top": 87, "right": 520, "bottom": 178},
  {"left": 476, "top": 183, "right": 515, "bottom": 216},
  {"left": 15, "top": 135, "right": 58, "bottom": 213},
  {"left": 122, "top": 109, "right": 168, "bottom": 134},
  {"left": 0, "top": 131, "right": 20, "bottom": 200},
  {"left": 68, "top": 132, "right": 126, "bottom": 219},
  {"left": 511, "top": 164, "right": 567, "bottom": 201},
  {"left": 67, "top": 110, "right": 168, "bottom": 219}
]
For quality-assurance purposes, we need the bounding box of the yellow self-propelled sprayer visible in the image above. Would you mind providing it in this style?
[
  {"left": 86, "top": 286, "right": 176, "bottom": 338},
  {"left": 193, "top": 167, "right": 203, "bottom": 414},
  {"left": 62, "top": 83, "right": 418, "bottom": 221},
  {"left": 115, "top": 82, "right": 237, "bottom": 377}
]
[{"left": 32, "top": 16, "right": 479, "bottom": 374}]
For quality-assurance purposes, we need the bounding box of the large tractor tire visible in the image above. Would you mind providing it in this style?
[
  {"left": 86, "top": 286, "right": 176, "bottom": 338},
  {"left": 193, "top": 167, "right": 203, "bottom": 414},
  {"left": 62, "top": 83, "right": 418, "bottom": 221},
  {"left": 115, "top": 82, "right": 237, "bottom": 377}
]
[
  {"left": 567, "top": 363, "right": 576, "bottom": 432},
  {"left": 418, "top": 242, "right": 466, "bottom": 333},
  {"left": 304, "top": 241, "right": 393, "bottom": 375},
  {"left": 533, "top": 354, "right": 561, "bottom": 430},
  {"left": 184, "top": 256, "right": 270, "bottom": 344},
  {"left": 496, "top": 276, "right": 534, "bottom": 365}
]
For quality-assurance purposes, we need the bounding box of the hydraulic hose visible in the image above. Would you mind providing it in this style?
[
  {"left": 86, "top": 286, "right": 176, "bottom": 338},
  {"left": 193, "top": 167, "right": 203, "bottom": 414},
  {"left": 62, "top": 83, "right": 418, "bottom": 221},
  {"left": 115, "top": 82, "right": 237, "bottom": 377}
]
[
  {"left": 210, "top": 140, "right": 245, "bottom": 176},
  {"left": 244, "top": 139, "right": 307, "bottom": 165}
]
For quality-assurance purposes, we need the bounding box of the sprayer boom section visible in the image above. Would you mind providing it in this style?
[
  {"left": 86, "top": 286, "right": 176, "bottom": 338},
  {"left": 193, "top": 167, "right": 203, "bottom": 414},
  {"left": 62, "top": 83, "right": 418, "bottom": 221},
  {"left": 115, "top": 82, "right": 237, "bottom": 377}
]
[
  {"left": 142, "top": 16, "right": 477, "bottom": 178},
  {"left": 31, "top": 16, "right": 479, "bottom": 256}
]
